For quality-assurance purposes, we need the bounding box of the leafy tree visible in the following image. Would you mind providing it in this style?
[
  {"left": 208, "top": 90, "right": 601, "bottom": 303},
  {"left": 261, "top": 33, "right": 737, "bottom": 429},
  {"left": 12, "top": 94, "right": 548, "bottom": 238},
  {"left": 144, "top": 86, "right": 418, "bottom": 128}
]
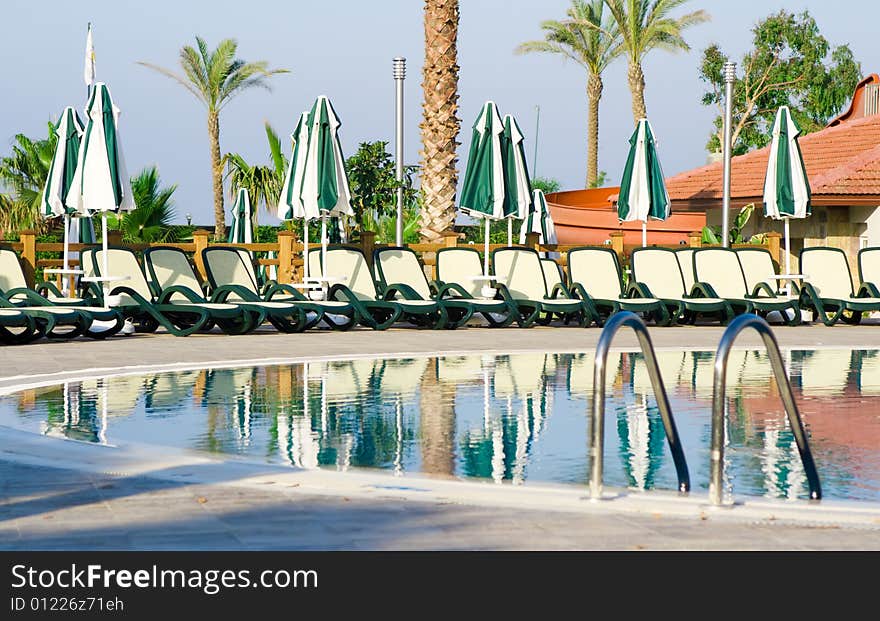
[
  {"left": 516, "top": 0, "right": 622, "bottom": 187},
  {"left": 224, "top": 123, "right": 287, "bottom": 238},
  {"left": 0, "top": 122, "right": 56, "bottom": 235},
  {"left": 699, "top": 10, "right": 861, "bottom": 154},
  {"left": 701, "top": 203, "right": 759, "bottom": 245},
  {"left": 600, "top": 0, "right": 709, "bottom": 123},
  {"left": 108, "top": 166, "right": 180, "bottom": 243},
  {"left": 531, "top": 176, "right": 562, "bottom": 194},
  {"left": 138, "top": 37, "right": 289, "bottom": 240},
  {"left": 344, "top": 141, "right": 418, "bottom": 240}
]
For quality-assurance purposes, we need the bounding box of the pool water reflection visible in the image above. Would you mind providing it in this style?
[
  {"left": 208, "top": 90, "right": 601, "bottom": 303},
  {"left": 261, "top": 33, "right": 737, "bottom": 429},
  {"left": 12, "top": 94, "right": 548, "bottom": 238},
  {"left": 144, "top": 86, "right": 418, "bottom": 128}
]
[{"left": 2, "top": 349, "right": 879, "bottom": 503}]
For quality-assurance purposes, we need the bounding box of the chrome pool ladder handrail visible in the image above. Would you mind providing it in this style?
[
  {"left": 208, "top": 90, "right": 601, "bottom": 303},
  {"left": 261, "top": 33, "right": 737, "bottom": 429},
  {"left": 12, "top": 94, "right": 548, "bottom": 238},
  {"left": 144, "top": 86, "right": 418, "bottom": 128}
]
[
  {"left": 709, "top": 314, "right": 821, "bottom": 505},
  {"left": 590, "top": 311, "right": 690, "bottom": 499}
]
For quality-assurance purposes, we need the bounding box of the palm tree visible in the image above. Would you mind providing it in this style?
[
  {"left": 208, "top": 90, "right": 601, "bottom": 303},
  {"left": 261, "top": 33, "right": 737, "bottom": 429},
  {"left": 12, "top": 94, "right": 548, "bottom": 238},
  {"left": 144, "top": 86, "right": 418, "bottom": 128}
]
[
  {"left": 600, "top": 0, "right": 709, "bottom": 123},
  {"left": 0, "top": 123, "right": 56, "bottom": 235},
  {"left": 138, "top": 37, "right": 288, "bottom": 240},
  {"left": 109, "top": 166, "right": 179, "bottom": 243},
  {"left": 517, "top": 0, "right": 622, "bottom": 187},
  {"left": 225, "top": 123, "right": 287, "bottom": 234},
  {"left": 418, "top": 0, "right": 461, "bottom": 243}
]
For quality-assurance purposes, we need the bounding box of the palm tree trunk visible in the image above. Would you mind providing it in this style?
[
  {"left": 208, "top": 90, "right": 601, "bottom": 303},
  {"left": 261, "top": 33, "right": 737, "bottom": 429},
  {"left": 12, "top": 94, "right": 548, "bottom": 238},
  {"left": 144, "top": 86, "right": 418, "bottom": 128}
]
[
  {"left": 627, "top": 61, "right": 647, "bottom": 123},
  {"left": 208, "top": 110, "right": 225, "bottom": 241},
  {"left": 419, "top": 359, "right": 456, "bottom": 476},
  {"left": 586, "top": 73, "right": 603, "bottom": 188},
  {"left": 418, "top": 0, "right": 461, "bottom": 243}
]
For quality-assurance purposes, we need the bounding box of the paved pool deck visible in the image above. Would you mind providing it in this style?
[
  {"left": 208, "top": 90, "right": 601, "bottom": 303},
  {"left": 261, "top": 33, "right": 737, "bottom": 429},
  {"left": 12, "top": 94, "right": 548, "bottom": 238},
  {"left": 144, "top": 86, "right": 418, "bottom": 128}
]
[{"left": 2, "top": 321, "right": 880, "bottom": 551}]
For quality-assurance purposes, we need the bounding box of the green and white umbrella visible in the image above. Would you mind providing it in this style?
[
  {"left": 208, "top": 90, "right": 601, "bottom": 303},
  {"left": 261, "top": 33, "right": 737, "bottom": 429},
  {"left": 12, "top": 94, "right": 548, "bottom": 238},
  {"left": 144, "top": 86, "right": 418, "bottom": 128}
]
[
  {"left": 519, "top": 188, "right": 557, "bottom": 246},
  {"left": 501, "top": 114, "right": 533, "bottom": 247},
  {"left": 460, "top": 101, "right": 507, "bottom": 276},
  {"left": 41, "top": 106, "right": 87, "bottom": 293},
  {"left": 763, "top": 105, "right": 811, "bottom": 279},
  {"left": 617, "top": 118, "right": 670, "bottom": 247},
  {"left": 300, "top": 95, "right": 354, "bottom": 275},
  {"left": 227, "top": 188, "right": 254, "bottom": 244},
  {"left": 278, "top": 110, "right": 314, "bottom": 279},
  {"left": 68, "top": 82, "right": 135, "bottom": 300}
]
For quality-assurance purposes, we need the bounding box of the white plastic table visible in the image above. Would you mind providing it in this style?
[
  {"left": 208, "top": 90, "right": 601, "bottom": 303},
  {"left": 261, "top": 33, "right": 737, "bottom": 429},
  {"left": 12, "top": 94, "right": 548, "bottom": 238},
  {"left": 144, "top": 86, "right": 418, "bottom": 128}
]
[
  {"left": 43, "top": 268, "right": 85, "bottom": 297},
  {"left": 290, "top": 276, "right": 347, "bottom": 300}
]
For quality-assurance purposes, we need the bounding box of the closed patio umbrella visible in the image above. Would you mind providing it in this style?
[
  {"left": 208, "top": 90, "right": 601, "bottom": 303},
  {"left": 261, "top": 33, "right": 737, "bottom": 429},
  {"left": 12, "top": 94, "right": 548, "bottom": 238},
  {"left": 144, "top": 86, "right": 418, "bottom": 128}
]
[
  {"left": 227, "top": 188, "right": 253, "bottom": 244},
  {"left": 519, "top": 188, "right": 557, "bottom": 246},
  {"left": 300, "top": 95, "right": 354, "bottom": 276},
  {"left": 278, "top": 110, "right": 314, "bottom": 279},
  {"left": 763, "top": 105, "right": 811, "bottom": 281},
  {"left": 501, "top": 114, "right": 532, "bottom": 246},
  {"left": 460, "top": 101, "right": 508, "bottom": 277},
  {"left": 68, "top": 82, "right": 135, "bottom": 300},
  {"left": 41, "top": 106, "right": 87, "bottom": 293},
  {"left": 617, "top": 118, "right": 670, "bottom": 247}
]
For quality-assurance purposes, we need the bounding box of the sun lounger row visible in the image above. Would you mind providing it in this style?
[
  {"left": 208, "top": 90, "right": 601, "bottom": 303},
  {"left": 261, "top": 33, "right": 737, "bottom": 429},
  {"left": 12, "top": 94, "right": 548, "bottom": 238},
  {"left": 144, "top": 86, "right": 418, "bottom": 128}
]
[{"left": 1, "top": 242, "right": 877, "bottom": 342}]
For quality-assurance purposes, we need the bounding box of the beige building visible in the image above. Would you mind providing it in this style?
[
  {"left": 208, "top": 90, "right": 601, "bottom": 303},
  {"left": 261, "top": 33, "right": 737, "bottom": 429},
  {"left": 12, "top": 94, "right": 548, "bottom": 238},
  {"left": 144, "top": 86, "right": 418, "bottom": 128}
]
[{"left": 665, "top": 74, "right": 880, "bottom": 275}]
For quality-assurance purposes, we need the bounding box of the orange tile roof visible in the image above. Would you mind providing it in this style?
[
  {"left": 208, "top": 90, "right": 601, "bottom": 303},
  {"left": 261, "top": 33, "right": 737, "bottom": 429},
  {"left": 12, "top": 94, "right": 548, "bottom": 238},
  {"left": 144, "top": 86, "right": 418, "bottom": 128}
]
[{"left": 666, "top": 113, "right": 880, "bottom": 203}]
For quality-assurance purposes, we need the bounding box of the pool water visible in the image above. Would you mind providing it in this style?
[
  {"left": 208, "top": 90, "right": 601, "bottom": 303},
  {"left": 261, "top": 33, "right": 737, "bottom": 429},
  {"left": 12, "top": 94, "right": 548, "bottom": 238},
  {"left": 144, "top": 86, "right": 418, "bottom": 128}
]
[{"left": 1, "top": 350, "right": 879, "bottom": 503}]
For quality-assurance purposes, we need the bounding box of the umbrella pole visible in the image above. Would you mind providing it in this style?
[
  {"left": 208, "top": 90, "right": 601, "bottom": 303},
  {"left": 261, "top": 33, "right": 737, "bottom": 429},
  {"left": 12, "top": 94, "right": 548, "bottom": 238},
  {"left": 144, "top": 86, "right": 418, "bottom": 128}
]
[
  {"left": 303, "top": 220, "right": 309, "bottom": 281},
  {"left": 484, "top": 218, "right": 491, "bottom": 277},
  {"left": 321, "top": 216, "right": 328, "bottom": 274},
  {"left": 101, "top": 213, "right": 109, "bottom": 302},
  {"left": 784, "top": 218, "right": 792, "bottom": 296},
  {"left": 62, "top": 215, "right": 71, "bottom": 294},
  {"left": 507, "top": 218, "right": 513, "bottom": 247},
  {"left": 642, "top": 222, "right": 647, "bottom": 248}
]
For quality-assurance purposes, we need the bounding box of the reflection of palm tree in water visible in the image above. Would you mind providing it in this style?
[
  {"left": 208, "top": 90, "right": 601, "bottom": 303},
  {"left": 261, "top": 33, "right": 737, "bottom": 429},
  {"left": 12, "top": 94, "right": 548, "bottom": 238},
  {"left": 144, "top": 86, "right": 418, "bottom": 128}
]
[{"left": 420, "top": 358, "right": 456, "bottom": 476}]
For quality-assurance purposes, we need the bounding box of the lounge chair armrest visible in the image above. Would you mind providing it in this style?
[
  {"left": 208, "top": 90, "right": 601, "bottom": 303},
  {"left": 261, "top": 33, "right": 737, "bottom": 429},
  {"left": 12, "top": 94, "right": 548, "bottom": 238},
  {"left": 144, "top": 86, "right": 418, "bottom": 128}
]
[
  {"left": 157, "top": 285, "right": 207, "bottom": 305},
  {"left": 381, "top": 283, "right": 424, "bottom": 301},
  {"left": 748, "top": 282, "right": 779, "bottom": 298},
  {"left": 434, "top": 281, "right": 473, "bottom": 299},
  {"left": 260, "top": 279, "right": 278, "bottom": 296},
  {"left": 265, "top": 283, "right": 305, "bottom": 301},
  {"left": 548, "top": 282, "right": 574, "bottom": 299},
  {"left": 857, "top": 282, "right": 880, "bottom": 298},
  {"left": 428, "top": 279, "right": 443, "bottom": 297},
  {"left": 4, "top": 287, "right": 49, "bottom": 305},
  {"left": 627, "top": 281, "right": 654, "bottom": 299},
  {"left": 209, "top": 283, "right": 259, "bottom": 303},
  {"left": 689, "top": 282, "right": 718, "bottom": 299},
  {"left": 569, "top": 282, "right": 593, "bottom": 302},
  {"left": 34, "top": 280, "right": 65, "bottom": 298},
  {"left": 107, "top": 285, "right": 153, "bottom": 307}
]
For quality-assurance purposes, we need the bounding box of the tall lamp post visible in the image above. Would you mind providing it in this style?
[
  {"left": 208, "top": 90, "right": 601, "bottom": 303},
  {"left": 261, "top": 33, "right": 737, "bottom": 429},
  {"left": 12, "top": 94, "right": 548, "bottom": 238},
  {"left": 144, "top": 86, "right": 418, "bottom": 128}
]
[
  {"left": 393, "top": 57, "right": 406, "bottom": 246},
  {"left": 721, "top": 61, "right": 736, "bottom": 247}
]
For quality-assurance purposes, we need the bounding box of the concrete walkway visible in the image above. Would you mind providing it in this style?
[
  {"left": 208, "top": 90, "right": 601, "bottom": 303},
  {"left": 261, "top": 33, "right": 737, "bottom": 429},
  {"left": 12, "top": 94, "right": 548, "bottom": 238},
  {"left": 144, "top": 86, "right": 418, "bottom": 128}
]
[{"left": 2, "top": 322, "right": 880, "bottom": 550}]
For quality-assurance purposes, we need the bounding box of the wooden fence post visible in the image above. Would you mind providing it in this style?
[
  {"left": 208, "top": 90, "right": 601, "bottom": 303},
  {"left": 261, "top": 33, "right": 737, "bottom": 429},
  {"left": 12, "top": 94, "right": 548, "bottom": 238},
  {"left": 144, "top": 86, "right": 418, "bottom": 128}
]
[
  {"left": 19, "top": 230, "right": 36, "bottom": 289},
  {"left": 610, "top": 231, "right": 625, "bottom": 259},
  {"left": 107, "top": 229, "right": 123, "bottom": 246},
  {"left": 442, "top": 230, "right": 459, "bottom": 247},
  {"left": 766, "top": 231, "right": 781, "bottom": 266},
  {"left": 524, "top": 231, "right": 540, "bottom": 250},
  {"left": 192, "top": 229, "right": 211, "bottom": 283},
  {"left": 688, "top": 231, "right": 702, "bottom": 248},
  {"left": 360, "top": 230, "right": 377, "bottom": 267},
  {"left": 277, "top": 231, "right": 295, "bottom": 284}
]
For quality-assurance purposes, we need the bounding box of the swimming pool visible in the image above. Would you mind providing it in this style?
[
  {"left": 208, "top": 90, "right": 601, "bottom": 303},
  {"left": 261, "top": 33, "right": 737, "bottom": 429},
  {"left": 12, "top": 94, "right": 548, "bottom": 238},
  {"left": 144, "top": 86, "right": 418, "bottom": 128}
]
[{"left": 1, "top": 349, "right": 879, "bottom": 503}]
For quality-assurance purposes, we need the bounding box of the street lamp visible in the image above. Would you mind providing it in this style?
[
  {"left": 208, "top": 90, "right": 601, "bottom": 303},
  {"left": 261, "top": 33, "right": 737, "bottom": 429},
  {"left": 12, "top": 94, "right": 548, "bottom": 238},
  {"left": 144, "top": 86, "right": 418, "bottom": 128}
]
[
  {"left": 393, "top": 57, "right": 406, "bottom": 246},
  {"left": 185, "top": 213, "right": 192, "bottom": 226},
  {"left": 721, "top": 61, "right": 736, "bottom": 247}
]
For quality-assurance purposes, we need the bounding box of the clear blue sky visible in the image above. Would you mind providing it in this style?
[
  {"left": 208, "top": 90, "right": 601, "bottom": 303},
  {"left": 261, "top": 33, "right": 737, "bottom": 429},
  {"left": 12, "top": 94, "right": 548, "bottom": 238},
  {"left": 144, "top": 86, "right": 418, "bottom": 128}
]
[{"left": 2, "top": 0, "right": 878, "bottom": 225}]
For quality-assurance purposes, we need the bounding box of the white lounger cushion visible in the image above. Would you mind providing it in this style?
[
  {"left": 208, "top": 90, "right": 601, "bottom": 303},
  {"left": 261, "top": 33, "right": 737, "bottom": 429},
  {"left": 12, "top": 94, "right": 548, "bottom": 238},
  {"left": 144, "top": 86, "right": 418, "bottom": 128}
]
[
  {"left": 376, "top": 250, "right": 433, "bottom": 299},
  {"left": 436, "top": 249, "right": 484, "bottom": 298}
]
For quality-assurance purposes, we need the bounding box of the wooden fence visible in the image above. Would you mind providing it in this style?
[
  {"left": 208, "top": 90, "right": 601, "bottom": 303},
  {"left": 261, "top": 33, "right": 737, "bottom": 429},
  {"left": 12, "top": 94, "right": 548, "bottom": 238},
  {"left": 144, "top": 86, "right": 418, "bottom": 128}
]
[{"left": 9, "top": 228, "right": 783, "bottom": 290}]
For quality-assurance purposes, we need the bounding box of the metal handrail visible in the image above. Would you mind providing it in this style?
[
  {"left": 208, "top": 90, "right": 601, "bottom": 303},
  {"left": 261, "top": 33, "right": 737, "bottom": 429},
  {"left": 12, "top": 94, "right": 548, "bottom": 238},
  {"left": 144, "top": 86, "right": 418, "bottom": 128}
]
[
  {"left": 590, "top": 311, "right": 690, "bottom": 499},
  {"left": 709, "top": 314, "right": 821, "bottom": 505}
]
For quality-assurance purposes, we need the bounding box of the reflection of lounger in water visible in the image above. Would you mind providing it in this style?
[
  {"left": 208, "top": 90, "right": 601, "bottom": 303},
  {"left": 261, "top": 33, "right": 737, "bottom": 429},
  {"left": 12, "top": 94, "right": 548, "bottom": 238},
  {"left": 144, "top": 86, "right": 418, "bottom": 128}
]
[
  {"left": 145, "top": 370, "right": 200, "bottom": 410},
  {"left": 857, "top": 351, "right": 880, "bottom": 395},
  {"left": 796, "top": 349, "right": 853, "bottom": 396},
  {"left": 376, "top": 358, "right": 429, "bottom": 398},
  {"left": 437, "top": 355, "right": 484, "bottom": 385},
  {"left": 631, "top": 350, "right": 687, "bottom": 398}
]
